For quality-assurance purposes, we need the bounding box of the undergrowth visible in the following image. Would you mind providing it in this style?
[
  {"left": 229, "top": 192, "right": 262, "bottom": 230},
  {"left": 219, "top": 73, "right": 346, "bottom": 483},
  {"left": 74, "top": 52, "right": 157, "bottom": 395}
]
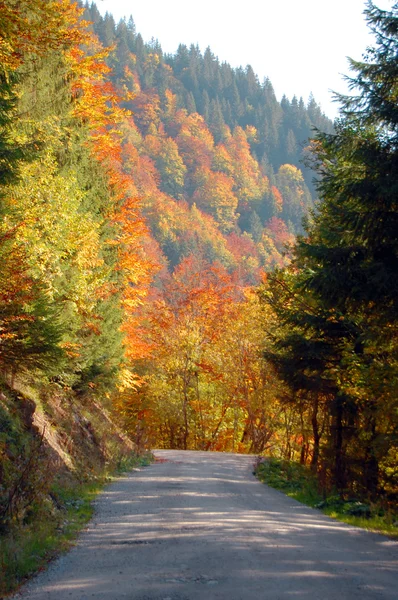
[
  {"left": 255, "top": 457, "right": 398, "bottom": 539},
  {"left": 0, "top": 452, "right": 153, "bottom": 597}
]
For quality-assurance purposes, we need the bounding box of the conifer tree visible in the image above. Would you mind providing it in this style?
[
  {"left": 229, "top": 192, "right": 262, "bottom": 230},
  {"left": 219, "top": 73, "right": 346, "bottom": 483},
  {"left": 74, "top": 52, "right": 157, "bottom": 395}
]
[
  {"left": 298, "top": 2, "right": 398, "bottom": 323},
  {"left": 288, "top": 1, "right": 398, "bottom": 495}
]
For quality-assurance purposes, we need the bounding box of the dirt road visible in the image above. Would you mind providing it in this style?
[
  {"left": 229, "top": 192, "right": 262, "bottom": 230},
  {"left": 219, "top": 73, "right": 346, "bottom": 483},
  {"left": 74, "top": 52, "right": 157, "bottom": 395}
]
[{"left": 13, "top": 450, "right": 398, "bottom": 599}]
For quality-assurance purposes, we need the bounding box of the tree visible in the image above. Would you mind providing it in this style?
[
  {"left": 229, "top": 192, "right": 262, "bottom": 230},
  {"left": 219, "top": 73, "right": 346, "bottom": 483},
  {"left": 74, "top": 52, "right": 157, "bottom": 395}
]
[
  {"left": 259, "top": 268, "right": 357, "bottom": 481},
  {"left": 299, "top": 2, "right": 398, "bottom": 317},
  {"left": 274, "top": 2, "right": 398, "bottom": 496},
  {"left": 0, "top": 0, "right": 90, "bottom": 379},
  {"left": 131, "top": 256, "right": 236, "bottom": 450},
  {"left": 144, "top": 133, "right": 186, "bottom": 198},
  {"left": 276, "top": 164, "right": 312, "bottom": 232},
  {"left": 192, "top": 167, "right": 238, "bottom": 232},
  {"left": 0, "top": 0, "right": 87, "bottom": 71},
  {"left": 208, "top": 292, "right": 284, "bottom": 454},
  {"left": 176, "top": 113, "right": 214, "bottom": 176},
  {"left": 0, "top": 230, "right": 62, "bottom": 378}
]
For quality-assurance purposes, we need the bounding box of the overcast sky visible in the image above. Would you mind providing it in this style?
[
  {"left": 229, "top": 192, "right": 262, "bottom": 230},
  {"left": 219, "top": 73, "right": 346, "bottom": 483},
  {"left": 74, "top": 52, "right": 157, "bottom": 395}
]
[{"left": 96, "top": 0, "right": 394, "bottom": 119}]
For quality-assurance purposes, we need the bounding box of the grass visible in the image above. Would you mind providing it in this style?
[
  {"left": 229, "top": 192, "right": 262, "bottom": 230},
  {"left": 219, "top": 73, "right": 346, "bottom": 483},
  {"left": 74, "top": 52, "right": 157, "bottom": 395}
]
[
  {"left": 255, "top": 457, "right": 398, "bottom": 539},
  {"left": 0, "top": 452, "right": 153, "bottom": 597}
]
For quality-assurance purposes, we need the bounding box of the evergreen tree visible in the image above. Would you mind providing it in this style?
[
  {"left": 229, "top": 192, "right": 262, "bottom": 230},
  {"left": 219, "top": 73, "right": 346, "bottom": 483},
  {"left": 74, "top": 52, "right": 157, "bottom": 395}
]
[
  {"left": 289, "top": 1, "right": 398, "bottom": 495},
  {"left": 259, "top": 268, "right": 357, "bottom": 480},
  {"left": 0, "top": 71, "right": 37, "bottom": 186},
  {"left": 298, "top": 1, "right": 398, "bottom": 329},
  {"left": 208, "top": 98, "right": 225, "bottom": 142}
]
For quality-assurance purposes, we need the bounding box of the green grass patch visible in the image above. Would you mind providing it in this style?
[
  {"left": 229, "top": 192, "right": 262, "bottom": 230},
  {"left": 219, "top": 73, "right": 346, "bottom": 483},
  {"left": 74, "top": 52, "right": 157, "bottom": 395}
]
[
  {"left": 255, "top": 457, "right": 398, "bottom": 539},
  {"left": 0, "top": 452, "right": 153, "bottom": 597},
  {"left": 114, "top": 451, "right": 153, "bottom": 474}
]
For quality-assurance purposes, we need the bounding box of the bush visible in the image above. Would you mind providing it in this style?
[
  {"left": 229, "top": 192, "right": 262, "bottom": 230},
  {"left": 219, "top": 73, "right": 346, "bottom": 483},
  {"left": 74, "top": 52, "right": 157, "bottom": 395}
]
[{"left": 255, "top": 457, "right": 320, "bottom": 503}]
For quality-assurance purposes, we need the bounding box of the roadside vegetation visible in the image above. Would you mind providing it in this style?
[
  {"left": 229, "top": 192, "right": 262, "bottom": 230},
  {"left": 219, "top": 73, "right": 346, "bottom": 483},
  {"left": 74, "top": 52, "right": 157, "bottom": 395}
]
[
  {"left": 0, "top": 373, "right": 152, "bottom": 597},
  {"left": 255, "top": 458, "right": 398, "bottom": 539},
  {"left": 0, "top": 438, "right": 152, "bottom": 597}
]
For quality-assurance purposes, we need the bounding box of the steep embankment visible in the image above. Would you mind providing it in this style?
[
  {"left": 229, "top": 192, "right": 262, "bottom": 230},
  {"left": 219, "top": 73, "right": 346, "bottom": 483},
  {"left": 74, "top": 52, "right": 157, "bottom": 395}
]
[{"left": 0, "top": 376, "right": 144, "bottom": 596}]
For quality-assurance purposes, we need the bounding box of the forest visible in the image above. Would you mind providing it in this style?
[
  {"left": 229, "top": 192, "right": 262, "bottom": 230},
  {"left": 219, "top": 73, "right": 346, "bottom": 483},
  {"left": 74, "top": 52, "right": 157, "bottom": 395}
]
[{"left": 0, "top": 0, "right": 397, "bottom": 585}]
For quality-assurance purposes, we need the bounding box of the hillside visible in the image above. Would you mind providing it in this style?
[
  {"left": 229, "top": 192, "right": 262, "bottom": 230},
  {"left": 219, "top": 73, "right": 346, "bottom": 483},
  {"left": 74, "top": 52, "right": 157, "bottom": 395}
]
[{"left": 84, "top": 1, "right": 334, "bottom": 280}]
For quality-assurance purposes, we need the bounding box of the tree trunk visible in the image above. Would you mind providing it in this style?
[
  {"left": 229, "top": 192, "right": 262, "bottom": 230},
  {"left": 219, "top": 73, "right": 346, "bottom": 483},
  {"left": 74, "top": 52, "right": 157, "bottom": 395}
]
[
  {"left": 332, "top": 395, "right": 345, "bottom": 492},
  {"left": 364, "top": 409, "right": 379, "bottom": 498},
  {"left": 311, "top": 397, "right": 320, "bottom": 471},
  {"left": 182, "top": 388, "right": 189, "bottom": 450}
]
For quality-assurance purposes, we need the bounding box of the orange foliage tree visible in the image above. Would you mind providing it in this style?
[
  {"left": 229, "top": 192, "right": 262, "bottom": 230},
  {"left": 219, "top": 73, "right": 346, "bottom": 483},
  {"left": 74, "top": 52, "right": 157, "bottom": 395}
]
[
  {"left": 0, "top": 0, "right": 88, "bottom": 70},
  {"left": 192, "top": 167, "right": 238, "bottom": 232},
  {"left": 121, "top": 256, "right": 236, "bottom": 449},
  {"left": 118, "top": 261, "right": 285, "bottom": 453}
]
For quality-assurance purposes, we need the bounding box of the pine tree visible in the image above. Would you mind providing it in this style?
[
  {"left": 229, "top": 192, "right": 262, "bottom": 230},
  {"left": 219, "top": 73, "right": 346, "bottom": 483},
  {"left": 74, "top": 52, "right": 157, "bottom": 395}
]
[
  {"left": 292, "top": 1, "right": 398, "bottom": 496},
  {"left": 0, "top": 71, "right": 35, "bottom": 186},
  {"left": 298, "top": 1, "right": 398, "bottom": 328}
]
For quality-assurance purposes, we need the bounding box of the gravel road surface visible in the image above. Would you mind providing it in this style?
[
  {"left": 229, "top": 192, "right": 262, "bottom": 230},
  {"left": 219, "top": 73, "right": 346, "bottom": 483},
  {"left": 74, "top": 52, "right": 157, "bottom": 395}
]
[{"left": 12, "top": 449, "right": 398, "bottom": 599}]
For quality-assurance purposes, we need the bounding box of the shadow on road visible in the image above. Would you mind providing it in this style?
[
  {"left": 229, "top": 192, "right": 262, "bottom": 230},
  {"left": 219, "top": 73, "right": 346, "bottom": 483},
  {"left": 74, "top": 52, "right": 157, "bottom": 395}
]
[{"left": 15, "top": 450, "right": 398, "bottom": 600}]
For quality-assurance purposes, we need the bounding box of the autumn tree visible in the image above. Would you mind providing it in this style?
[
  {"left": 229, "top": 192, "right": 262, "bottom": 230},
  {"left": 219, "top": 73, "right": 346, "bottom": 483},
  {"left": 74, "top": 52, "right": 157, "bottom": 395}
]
[
  {"left": 207, "top": 292, "right": 285, "bottom": 453},
  {"left": 192, "top": 167, "right": 238, "bottom": 232},
  {"left": 0, "top": 0, "right": 90, "bottom": 376},
  {"left": 176, "top": 112, "right": 214, "bottom": 192},
  {"left": 276, "top": 164, "right": 312, "bottom": 232},
  {"left": 128, "top": 256, "right": 237, "bottom": 449},
  {"left": 144, "top": 132, "right": 186, "bottom": 198}
]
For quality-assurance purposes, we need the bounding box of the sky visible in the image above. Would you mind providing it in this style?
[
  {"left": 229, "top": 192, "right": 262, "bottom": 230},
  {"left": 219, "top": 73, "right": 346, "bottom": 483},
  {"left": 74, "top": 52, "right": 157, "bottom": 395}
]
[{"left": 95, "top": 0, "right": 395, "bottom": 120}]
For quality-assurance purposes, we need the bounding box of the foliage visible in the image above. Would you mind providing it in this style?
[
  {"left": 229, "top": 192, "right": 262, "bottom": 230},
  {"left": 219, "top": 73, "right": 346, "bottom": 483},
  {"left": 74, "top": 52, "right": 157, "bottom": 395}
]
[
  {"left": 0, "top": 451, "right": 152, "bottom": 596},
  {"left": 116, "top": 266, "right": 285, "bottom": 453},
  {"left": 0, "top": 373, "right": 153, "bottom": 597},
  {"left": 255, "top": 457, "right": 398, "bottom": 538},
  {"left": 258, "top": 2, "right": 398, "bottom": 501},
  {"left": 256, "top": 457, "right": 319, "bottom": 498},
  {"left": 0, "top": 0, "right": 87, "bottom": 71},
  {"left": 83, "top": 0, "right": 333, "bottom": 275}
]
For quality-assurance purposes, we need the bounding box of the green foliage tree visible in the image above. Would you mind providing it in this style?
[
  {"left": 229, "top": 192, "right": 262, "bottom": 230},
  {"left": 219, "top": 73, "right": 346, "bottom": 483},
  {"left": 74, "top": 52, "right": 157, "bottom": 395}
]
[
  {"left": 262, "top": 2, "right": 398, "bottom": 497},
  {"left": 0, "top": 3, "right": 128, "bottom": 390}
]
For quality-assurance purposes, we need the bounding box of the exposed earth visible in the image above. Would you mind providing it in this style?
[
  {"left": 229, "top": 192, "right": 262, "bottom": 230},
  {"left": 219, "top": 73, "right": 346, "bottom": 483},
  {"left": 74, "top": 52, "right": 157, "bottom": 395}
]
[{"left": 12, "top": 449, "right": 398, "bottom": 599}]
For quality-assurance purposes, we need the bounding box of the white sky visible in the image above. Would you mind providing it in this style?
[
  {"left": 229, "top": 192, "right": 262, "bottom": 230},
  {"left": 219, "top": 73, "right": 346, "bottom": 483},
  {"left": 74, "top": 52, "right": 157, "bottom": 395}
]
[{"left": 96, "top": 0, "right": 395, "bottom": 119}]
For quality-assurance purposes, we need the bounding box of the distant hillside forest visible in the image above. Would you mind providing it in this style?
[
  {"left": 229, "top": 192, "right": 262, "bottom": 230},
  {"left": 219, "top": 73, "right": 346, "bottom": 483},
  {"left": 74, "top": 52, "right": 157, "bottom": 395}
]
[{"left": 83, "top": 1, "right": 334, "bottom": 277}]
